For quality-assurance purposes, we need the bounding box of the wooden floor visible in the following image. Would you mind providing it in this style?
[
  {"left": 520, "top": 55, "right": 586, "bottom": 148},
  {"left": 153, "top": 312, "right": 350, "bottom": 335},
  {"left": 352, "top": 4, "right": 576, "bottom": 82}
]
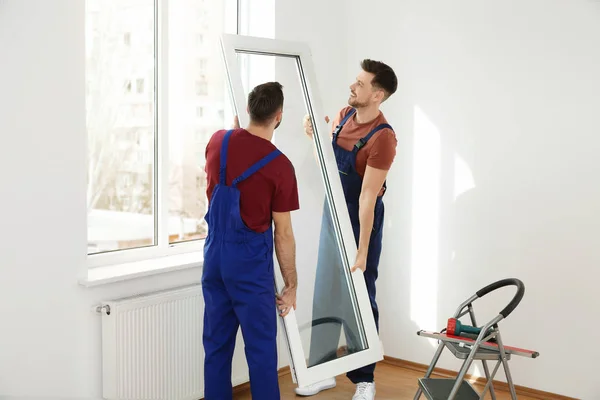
[{"left": 234, "top": 362, "right": 540, "bottom": 399}]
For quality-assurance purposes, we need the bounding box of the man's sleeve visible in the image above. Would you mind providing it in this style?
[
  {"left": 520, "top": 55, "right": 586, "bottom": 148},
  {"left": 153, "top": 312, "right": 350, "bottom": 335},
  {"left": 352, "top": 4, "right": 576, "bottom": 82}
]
[
  {"left": 272, "top": 158, "right": 300, "bottom": 212},
  {"left": 204, "top": 137, "right": 211, "bottom": 174},
  {"left": 366, "top": 129, "right": 397, "bottom": 171}
]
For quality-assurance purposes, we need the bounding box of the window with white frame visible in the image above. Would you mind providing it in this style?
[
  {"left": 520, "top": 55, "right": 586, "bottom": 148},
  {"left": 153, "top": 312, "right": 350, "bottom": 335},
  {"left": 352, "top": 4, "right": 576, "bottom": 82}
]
[{"left": 85, "top": 0, "right": 272, "bottom": 266}]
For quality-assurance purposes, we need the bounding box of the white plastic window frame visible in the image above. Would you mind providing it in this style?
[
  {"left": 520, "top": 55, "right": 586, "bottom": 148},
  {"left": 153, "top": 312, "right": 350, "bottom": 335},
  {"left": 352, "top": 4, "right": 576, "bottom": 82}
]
[
  {"left": 219, "top": 33, "right": 383, "bottom": 388},
  {"left": 81, "top": 0, "right": 243, "bottom": 285}
]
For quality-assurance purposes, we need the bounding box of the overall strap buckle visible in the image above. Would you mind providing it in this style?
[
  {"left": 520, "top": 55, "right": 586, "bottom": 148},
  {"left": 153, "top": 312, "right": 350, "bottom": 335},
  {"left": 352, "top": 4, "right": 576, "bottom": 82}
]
[
  {"left": 353, "top": 123, "right": 394, "bottom": 152},
  {"left": 332, "top": 108, "right": 357, "bottom": 140},
  {"left": 354, "top": 138, "right": 366, "bottom": 150}
]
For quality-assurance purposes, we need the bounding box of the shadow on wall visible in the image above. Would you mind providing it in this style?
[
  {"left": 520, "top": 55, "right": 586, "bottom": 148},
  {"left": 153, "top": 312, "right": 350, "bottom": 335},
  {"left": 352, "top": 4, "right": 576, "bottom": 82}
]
[
  {"left": 383, "top": 97, "right": 531, "bottom": 382},
  {"left": 378, "top": 21, "right": 600, "bottom": 397},
  {"left": 373, "top": 30, "right": 545, "bottom": 381},
  {"left": 362, "top": 2, "right": 600, "bottom": 398},
  {"left": 406, "top": 105, "right": 507, "bottom": 387}
]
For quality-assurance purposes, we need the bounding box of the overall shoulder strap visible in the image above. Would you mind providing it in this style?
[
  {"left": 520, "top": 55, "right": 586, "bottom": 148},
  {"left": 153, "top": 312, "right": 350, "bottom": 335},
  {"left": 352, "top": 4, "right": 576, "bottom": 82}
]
[
  {"left": 332, "top": 108, "right": 357, "bottom": 140},
  {"left": 354, "top": 123, "right": 393, "bottom": 151},
  {"left": 232, "top": 149, "right": 282, "bottom": 188},
  {"left": 219, "top": 129, "right": 235, "bottom": 185}
]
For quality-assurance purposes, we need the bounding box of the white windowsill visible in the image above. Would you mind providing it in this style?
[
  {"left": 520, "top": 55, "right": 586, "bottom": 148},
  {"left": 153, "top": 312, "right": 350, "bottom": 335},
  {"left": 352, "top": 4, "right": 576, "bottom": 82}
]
[{"left": 79, "top": 251, "right": 204, "bottom": 287}]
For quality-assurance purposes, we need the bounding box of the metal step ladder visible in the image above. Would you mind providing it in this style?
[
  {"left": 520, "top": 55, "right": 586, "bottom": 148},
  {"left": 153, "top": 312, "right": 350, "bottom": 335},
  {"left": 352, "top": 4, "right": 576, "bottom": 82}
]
[{"left": 413, "top": 278, "right": 539, "bottom": 400}]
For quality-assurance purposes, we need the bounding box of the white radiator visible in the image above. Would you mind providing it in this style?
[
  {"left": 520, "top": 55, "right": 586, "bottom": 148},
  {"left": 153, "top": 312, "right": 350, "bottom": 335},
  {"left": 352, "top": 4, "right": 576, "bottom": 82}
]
[{"left": 99, "top": 284, "right": 204, "bottom": 400}]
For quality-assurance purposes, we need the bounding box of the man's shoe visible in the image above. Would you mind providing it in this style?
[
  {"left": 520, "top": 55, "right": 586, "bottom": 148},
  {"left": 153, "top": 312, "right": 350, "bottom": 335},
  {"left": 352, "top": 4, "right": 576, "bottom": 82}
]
[
  {"left": 352, "top": 382, "right": 375, "bottom": 400},
  {"left": 294, "top": 377, "right": 336, "bottom": 396}
]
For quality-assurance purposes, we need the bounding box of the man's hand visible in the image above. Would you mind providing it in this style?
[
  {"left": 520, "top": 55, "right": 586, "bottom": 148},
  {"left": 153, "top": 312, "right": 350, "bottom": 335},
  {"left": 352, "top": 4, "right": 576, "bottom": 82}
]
[
  {"left": 232, "top": 115, "right": 240, "bottom": 129},
  {"left": 302, "top": 114, "right": 330, "bottom": 139},
  {"left": 351, "top": 251, "right": 367, "bottom": 273},
  {"left": 276, "top": 286, "right": 297, "bottom": 317}
]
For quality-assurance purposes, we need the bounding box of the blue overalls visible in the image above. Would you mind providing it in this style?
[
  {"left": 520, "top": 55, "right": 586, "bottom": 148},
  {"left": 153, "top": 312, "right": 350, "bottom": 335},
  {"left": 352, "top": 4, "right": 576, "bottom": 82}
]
[
  {"left": 201, "top": 129, "right": 282, "bottom": 400},
  {"left": 307, "top": 108, "right": 392, "bottom": 383}
]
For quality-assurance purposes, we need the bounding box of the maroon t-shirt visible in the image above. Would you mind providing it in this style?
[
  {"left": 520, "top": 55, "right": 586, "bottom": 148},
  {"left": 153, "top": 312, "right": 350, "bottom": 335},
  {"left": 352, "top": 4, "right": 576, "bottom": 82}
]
[{"left": 205, "top": 128, "right": 300, "bottom": 233}]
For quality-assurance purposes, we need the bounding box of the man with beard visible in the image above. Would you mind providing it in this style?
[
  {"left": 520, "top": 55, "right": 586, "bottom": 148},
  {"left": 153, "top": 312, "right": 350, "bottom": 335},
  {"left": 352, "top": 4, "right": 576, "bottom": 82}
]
[
  {"left": 202, "top": 81, "right": 299, "bottom": 400},
  {"left": 295, "top": 60, "right": 398, "bottom": 400}
]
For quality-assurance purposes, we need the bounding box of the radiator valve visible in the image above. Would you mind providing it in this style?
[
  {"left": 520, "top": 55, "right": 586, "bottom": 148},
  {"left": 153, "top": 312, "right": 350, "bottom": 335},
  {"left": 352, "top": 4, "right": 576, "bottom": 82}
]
[{"left": 95, "top": 304, "right": 111, "bottom": 315}]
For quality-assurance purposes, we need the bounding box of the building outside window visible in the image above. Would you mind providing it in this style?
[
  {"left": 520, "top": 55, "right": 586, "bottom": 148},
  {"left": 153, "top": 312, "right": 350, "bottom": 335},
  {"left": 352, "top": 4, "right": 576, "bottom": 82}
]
[{"left": 85, "top": 0, "right": 272, "bottom": 263}]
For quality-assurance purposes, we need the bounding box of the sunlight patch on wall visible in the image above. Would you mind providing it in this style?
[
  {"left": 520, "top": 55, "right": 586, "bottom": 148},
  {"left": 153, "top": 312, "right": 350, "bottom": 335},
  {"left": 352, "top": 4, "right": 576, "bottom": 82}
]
[
  {"left": 453, "top": 153, "right": 475, "bottom": 201},
  {"left": 410, "top": 105, "right": 441, "bottom": 344}
]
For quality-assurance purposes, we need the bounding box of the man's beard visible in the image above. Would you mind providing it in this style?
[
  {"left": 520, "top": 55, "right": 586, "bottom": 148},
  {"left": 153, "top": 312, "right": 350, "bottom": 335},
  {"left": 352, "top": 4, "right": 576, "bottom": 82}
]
[{"left": 348, "top": 96, "right": 368, "bottom": 108}]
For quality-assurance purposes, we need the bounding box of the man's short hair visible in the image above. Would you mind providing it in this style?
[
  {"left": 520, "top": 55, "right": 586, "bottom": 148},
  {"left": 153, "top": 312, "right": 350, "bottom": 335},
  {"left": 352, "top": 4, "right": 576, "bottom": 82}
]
[
  {"left": 248, "top": 82, "right": 284, "bottom": 125},
  {"left": 361, "top": 59, "right": 398, "bottom": 101}
]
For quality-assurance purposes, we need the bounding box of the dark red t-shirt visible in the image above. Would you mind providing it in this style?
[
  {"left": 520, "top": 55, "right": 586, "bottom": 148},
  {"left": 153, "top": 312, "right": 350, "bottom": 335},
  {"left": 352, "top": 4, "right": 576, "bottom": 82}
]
[{"left": 205, "top": 129, "right": 300, "bottom": 233}]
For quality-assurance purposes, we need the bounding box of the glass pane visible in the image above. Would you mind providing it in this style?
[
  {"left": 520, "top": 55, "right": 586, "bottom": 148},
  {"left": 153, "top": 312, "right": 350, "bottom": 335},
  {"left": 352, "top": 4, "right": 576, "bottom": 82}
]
[
  {"left": 167, "top": 0, "right": 237, "bottom": 244},
  {"left": 234, "top": 52, "right": 368, "bottom": 367},
  {"left": 85, "top": 0, "right": 156, "bottom": 255}
]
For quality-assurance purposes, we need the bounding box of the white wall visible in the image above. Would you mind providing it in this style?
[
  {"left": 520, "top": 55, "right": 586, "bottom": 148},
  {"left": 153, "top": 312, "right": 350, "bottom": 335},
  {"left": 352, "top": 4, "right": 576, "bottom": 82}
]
[
  {"left": 276, "top": 2, "right": 349, "bottom": 117},
  {"left": 7, "top": 0, "right": 593, "bottom": 398},
  {"left": 0, "top": 0, "right": 343, "bottom": 399},
  {"left": 345, "top": 0, "right": 600, "bottom": 398}
]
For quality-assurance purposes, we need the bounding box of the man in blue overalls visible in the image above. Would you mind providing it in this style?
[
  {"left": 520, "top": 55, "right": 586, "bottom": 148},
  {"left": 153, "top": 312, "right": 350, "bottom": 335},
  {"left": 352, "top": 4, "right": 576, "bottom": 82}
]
[
  {"left": 296, "top": 60, "right": 398, "bottom": 400},
  {"left": 202, "top": 82, "right": 300, "bottom": 399}
]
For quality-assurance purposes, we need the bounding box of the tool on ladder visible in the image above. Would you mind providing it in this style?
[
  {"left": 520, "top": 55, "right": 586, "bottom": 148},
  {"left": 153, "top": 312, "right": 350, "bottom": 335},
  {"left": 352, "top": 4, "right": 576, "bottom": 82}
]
[{"left": 413, "top": 278, "right": 539, "bottom": 400}]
